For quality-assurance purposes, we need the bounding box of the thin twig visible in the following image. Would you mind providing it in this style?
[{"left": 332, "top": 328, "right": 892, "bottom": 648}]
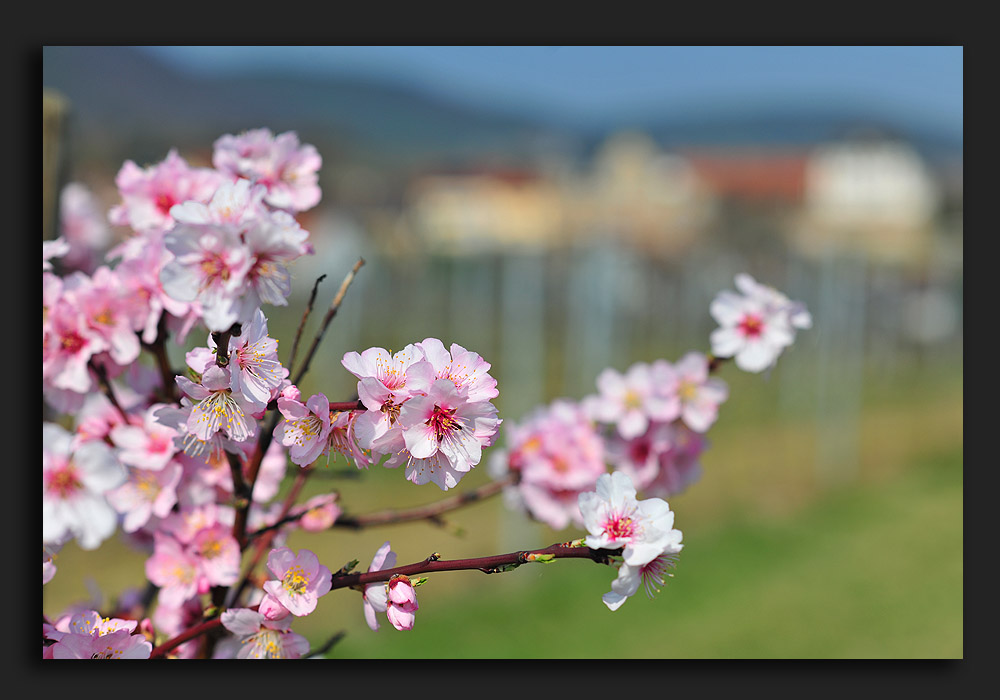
[
  {"left": 90, "top": 361, "right": 129, "bottom": 422},
  {"left": 292, "top": 257, "right": 365, "bottom": 387},
  {"left": 306, "top": 631, "right": 346, "bottom": 659},
  {"left": 333, "top": 473, "right": 518, "bottom": 530},
  {"left": 286, "top": 274, "right": 327, "bottom": 380}
]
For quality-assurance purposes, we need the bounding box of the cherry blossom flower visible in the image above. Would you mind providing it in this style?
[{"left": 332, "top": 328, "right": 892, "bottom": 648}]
[
  {"left": 169, "top": 176, "right": 268, "bottom": 228},
  {"left": 260, "top": 547, "right": 332, "bottom": 618},
  {"left": 105, "top": 461, "right": 182, "bottom": 533},
  {"left": 397, "top": 378, "right": 501, "bottom": 490},
  {"left": 578, "top": 471, "right": 683, "bottom": 567},
  {"left": 291, "top": 493, "right": 341, "bottom": 532},
  {"left": 109, "top": 148, "right": 224, "bottom": 235},
  {"left": 361, "top": 541, "right": 396, "bottom": 631},
  {"left": 237, "top": 210, "right": 312, "bottom": 319},
  {"left": 222, "top": 308, "right": 286, "bottom": 408},
  {"left": 110, "top": 403, "right": 180, "bottom": 471},
  {"left": 43, "top": 236, "right": 71, "bottom": 271},
  {"left": 48, "top": 613, "right": 153, "bottom": 659},
  {"left": 586, "top": 362, "right": 676, "bottom": 440},
  {"left": 710, "top": 274, "right": 810, "bottom": 373},
  {"left": 43, "top": 422, "right": 126, "bottom": 550},
  {"left": 643, "top": 423, "right": 707, "bottom": 499},
  {"left": 213, "top": 128, "right": 322, "bottom": 212},
  {"left": 326, "top": 409, "right": 372, "bottom": 470},
  {"left": 601, "top": 549, "right": 681, "bottom": 612},
  {"left": 145, "top": 532, "right": 201, "bottom": 607},
  {"left": 416, "top": 337, "right": 499, "bottom": 402},
  {"left": 216, "top": 608, "right": 310, "bottom": 659},
  {"left": 603, "top": 421, "right": 673, "bottom": 494},
  {"left": 160, "top": 222, "right": 253, "bottom": 332},
  {"left": 342, "top": 345, "right": 434, "bottom": 454},
  {"left": 176, "top": 365, "right": 258, "bottom": 444},
  {"left": 274, "top": 391, "right": 333, "bottom": 467},
  {"left": 672, "top": 352, "right": 729, "bottom": 433},
  {"left": 59, "top": 182, "right": 111, "bottom": 273},
  {"left": 735, "top": 272, "right": 812, "bottom": 332},
  {"left": 42, "top": 296, "right": 105, "bottom": 396},
  {"left": 490, "top": 399, "right": 606, "bottom": 530},
  {"left": 113, "top": 232, "right": 192, "bottom": 344},
  {"left": 385, "top": 574, "right": 419, "bottom": 631}
]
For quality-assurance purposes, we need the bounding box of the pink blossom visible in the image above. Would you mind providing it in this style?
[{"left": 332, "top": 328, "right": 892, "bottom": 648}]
[
  {"left": 169, "top": 177, "right": 268, "bottom": 228},
  {"left": 113, "top": 231, "right": 192, "bottom": 344},
  {"left": 735, "top": 272, "right": 812, "bottom": 332},
  {"left": 361, "top": 541, "right": 396, "bottom": 631},
  {"left": 710, "top": 274, "right": 809, "bottom": 373},
  {"left": 326, "top": 409, "right": 373, "bottom": 470},
  {"left": 58, "top": 183, "right": 110, "bottom": 273},
  {"left": 189, "top": 523, "right": 241, "bottom": 588},
  {"left": 43, "top": 236, "right": 70, "bottom": 271},
  {"left": 51, "top": 633, "right": 151, "bottom": 660},
  {"left": 109, "top": 148, "right": 224, "bottom": 235},
  {"left": 601, "top": 549, "right": 681, "bottom": 612},
  {"left": 43, "top": 422, "right": 126, "bottom": 550},
  {"left": 416, "top": 337, "right": 499, "bottom": 402},
  {"left": 224, "top": 308, "right": 286, "bottom": 408},
  {"left": 274, "top": 391, "right": 333, "bottom": 467},
  {"left": 237, "top": 210, "right": 312, "bottom": 318},
  {"left": 489, "top": 399, "right": 606, "bottom": 530},
  {"left": 105, "top": 461, "right": 182, "bottom": 533},
  {"left": 385, "top": 574, "right": 419, "bottom": 631},
  {"left": 160, "top": 222, "right": 253, "bottom": 332},
  {"left": 213, "top": 128, "right": 322, "bottom": 212},
  {"left": 643, "top": 424, "right": 708, "bottom": 500},
  {"left": 42, "top": 296, "right": 105, "bottom": 395},
  {"left": 603, "top": 421, "right": 673, "bottom": 494},
  {"left": 578, "top": 471, "right": 683, "bottom": 567},
  {"left": 587, "top": 362, "right": 670, "bottom": 439},
  {"left": 260, "top": 547, "right": 332, "bottom": 617},
  {"left": 110, "top": 403, "right": 180, "bottom": 471},
  {"left": 397, "top": 378, "right": 501, "bottom": 490},
  {"left": 217, "top": 608, "right": 310, "bottom": 659},
  {"left": 291, "top": 493, "right": 341, "bottom": 532},
  {"left": 672, "top": 352, "right": 729, "bottom": 432},
  {"left": 145, "top": 532, "right": 201, "bottom": 606},
  {"left": 176, "top": 365, "right": 258, "bottom": 444}
]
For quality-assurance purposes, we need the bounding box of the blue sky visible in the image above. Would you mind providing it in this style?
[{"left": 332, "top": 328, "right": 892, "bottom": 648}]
[{"left": 139, "top": 46, "right": 963, "bottom": 133}]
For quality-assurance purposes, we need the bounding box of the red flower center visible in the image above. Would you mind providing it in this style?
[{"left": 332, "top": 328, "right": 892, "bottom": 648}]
[{"left": 738, "top": 313, "right": 764, "bottom": 338}]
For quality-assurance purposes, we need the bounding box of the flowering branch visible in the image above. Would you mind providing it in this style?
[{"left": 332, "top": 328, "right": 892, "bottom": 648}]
[
  {"left": 332, "top": 541, "right": 619, "bottom": 590},
  {"left": 149, "top": 541, "right": 614, "bottom": 659}
]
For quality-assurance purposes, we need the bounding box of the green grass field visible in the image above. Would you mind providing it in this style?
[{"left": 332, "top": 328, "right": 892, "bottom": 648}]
[{"left": 43, "top": 361, "right": 963, "bottom": 659}]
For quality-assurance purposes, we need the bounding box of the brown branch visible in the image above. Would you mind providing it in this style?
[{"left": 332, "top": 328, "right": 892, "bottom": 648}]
[
  {"left": 149, "top": 540, "right": 616, "bottom": 658},
  {"left": 90, "top": 361, "right": 129, "bottom": 422},
  {"left": 286, "top": 274, "right": 327, "bottom": 381},
  {"left": 140, "top": 316, "right": 180, "bottom": 404},
  {"left": 333, "top": 472, "right": 518, "bottom": 530},
  {"left": 306, "top": 630, "right": 346, "bottom": 659},
  {"left": 331, "top": 542, "right": 618, "bottom": 590},
  {"left": 291, "top": 257, "right": 365, "bottom": 387}
]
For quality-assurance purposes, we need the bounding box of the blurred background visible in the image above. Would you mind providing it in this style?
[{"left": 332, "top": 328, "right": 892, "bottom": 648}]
[{"left": 42, "top": 46, "right": 962, "bottom": 658}]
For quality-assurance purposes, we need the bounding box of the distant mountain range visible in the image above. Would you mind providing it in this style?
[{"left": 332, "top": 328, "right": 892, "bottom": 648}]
[{"left": 42, "top": 46, "right": 962, "bottom": 172}]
